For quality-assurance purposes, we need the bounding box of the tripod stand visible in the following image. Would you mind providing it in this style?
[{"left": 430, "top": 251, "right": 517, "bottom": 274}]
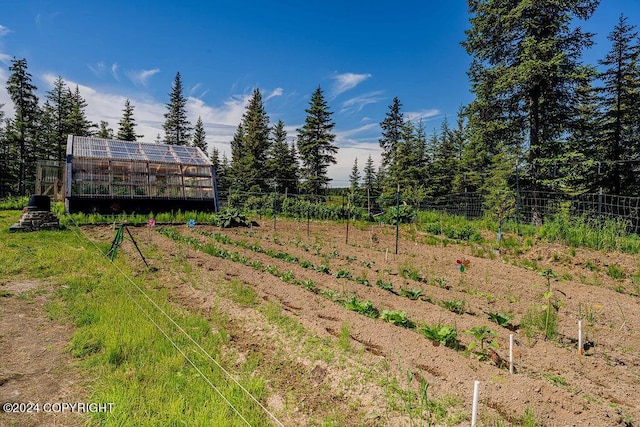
[{"left": 106, "top": 223, "right": 151, "bottom": 269}]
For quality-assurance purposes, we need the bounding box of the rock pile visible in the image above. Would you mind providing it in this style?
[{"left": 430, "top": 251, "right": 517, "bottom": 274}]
[{"left": 9, "top": 195, "right": 60, "bottom": 232}]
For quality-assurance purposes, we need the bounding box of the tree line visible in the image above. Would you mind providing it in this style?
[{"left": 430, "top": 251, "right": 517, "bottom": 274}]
[{"left": 1, "top": 1, "right": 638, "bottom": 215}]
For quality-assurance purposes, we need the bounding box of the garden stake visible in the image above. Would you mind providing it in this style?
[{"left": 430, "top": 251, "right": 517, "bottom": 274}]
[
  {"left": 509, "top": 334, "right": 514, "bottom": 374},
  {"left": 578, "top": 320, "right": 583, "bottom": 355},
  {"left": 471, "top": 380, "right": 480, "bottom": 427}
]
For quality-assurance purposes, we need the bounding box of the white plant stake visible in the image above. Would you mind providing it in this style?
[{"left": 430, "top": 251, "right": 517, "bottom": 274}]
[
  {"left": 578, "top": 320, "right": 583, "bottom": 355},
  {"left": 509, "top": 334, "right": 514, "bottom": 374},
  {"left": 471, "top": 380, "right": 480, "bottom": 427}
]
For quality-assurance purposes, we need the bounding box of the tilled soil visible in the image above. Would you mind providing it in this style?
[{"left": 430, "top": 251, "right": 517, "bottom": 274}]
[
  {"left": 106, "top": 220, "right": 640, "bottom": 426},
  {"left": 55, "top": 220, "right": 640, "bottom": 425}
]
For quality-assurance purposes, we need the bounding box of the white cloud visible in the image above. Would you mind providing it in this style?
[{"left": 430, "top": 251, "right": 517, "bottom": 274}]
[
  {"left": 190, "top": 83, "right": 201, "bottom": 94},
  {"left": 126, "top": 68, "right": 160, "bottom": 87},
  {"left": 340, "top": 91, "right": 384, "bottom": 114},
  {"left": 331, "top": 72, "right": 372, "bottom": 98},
  {"left": 0, "top": 53, "right": 11, "bottom": 65},
  {"left": 336, "top": 123, "right": 379, "bottom": 140},
  {"left": 87, "top": 62, "right": 105, "bottom": 78},
  {"left": 265, "top": 87, "right": 283, "bottom": 101},
  {"left": 111, "top": 63, "right": 119, "bottom": 80},
  {"left": 405, "top": 109, "right": 441, "bottom": 122},
  {"left": 0, "top": 25, "right": 10, "bottom": 37}
]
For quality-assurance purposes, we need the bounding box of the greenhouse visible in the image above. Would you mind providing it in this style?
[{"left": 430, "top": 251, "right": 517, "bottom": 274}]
[{"left": 65, "top": 136, "right": 218, "bottom": 213}]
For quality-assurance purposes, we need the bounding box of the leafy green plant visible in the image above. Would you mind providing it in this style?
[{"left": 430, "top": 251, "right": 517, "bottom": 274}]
[
  {"left": 279, "top": 270, "right": 295, "bottom": 283},
  {"left": 441, "top": 299, "right": 465, "bottom": 314},
  {"left": 343, "top": 296, "right": 379, "bottom": 318},
  {"left": 465, "top": 325, "right": 498, "bottom": 358},
  {"left": 607, "top": 264, "right": 625, "bottom": 280},
  {"left": 433, "top": 277, "right": 449, "bottom": 289},
  {"left": 421, "top": 324, "right": 458, "bottom": 349},
  {"left": 335, "top": 269, "right": 353, "bottom": 279},
  {"left": 487, "top": 312, "right": 513, "bottom": 328},
  {"left": 299, "top": 279, "right": 319, "bottom": 293},
  {"left": 212, "top": 208, "right": 251, "bottom": 228},
  {"left": 315, "top": 264, "right": 331, "bottom": 274},
  {"left": 400, "top": 266, "right": 426, "bottom": 283},
  {"left": 400, "top": 287, "right": 423, "bottom": 300},
  {"left": 299, "top": 260, "right": 313, "bottom": 269},
  {"left": 376, "top": 279, "right": 394, "bottom": 293},
  {"left": 354, "top": 273, "right": 370, "bottom": 286},
  {"left": 381, "top": 310, "right": 415, "bottom": 329}
]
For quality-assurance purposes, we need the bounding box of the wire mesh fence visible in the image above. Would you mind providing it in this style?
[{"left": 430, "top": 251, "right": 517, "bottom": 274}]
[{"left": 217, "top": 187, "right": 640, "bottom": 234}]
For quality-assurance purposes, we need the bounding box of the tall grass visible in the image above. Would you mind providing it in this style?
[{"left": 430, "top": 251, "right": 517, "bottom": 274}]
[
  {"left": 536, "top": 211, "right": 640, "bottom": 254},
  {"left": 0, "top": 210, "right": 274, "bottom": 426},
  {"left": 0, "top": 196, "right": 28, "bottom": 210}
]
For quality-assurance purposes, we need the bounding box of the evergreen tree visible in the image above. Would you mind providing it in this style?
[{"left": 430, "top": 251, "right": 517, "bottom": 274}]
[
  {"left": 163, "top": 72, "right": 192, "bottom": 145},
  {"left": 379, "top": 97, "right": 405, "bottom": 180},
  {"left": 96, "top": 121, "right": 114, "bottom": 139},
  {"left": 229, "top": 88, "right": 271, "bottom": 192},
  {"left": 427, "top": 119, "right": 458, "bottom": 197},
  {"left": 564, "top": 70, "right": 601, "bottom": 193},
  {"left": 349, "top": 157, "right": 360, "bottom": 191},
  {"left": 228, "top": 123, "right": 249, "bottom": 192},
  {"left": 597, "top": 14, "right": 640, "bottom": 195},
  {"left": 43, "top": 76, "right": 73, "bottom": 162},
  {"left": 463, "top": 0, "right": 598, "bottom": 218},
  {"left": 219, "top": 152, "right": 231, "bottom": 196},
  {"left": 192, "top": 116, "right": 208, "bottom": 153},
  {"left": 267, "top": 119, "right": 298, "bottom": 193},
  {"left": 67, "top": 85, "right": 94, "bottom": 137},
  {"left": 363, "top": 154, "right": 376, "bottom": 195},
  {"left": 0, "top": 105, "right": 10, "bottom": 197},
  {"left": 116, "top": 99, "right": 140, "bottom": 141},
  {"left": 210, "top": 147, "right": 228, "bottom": 196},
  {"left": 297, "top": 87, "right": 337, "bottom": 197},
  {"left": 6, "top": 57, "right": 40, "bottom": 196}
]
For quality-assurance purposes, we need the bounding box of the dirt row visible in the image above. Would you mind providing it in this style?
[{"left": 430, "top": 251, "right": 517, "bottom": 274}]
[{"left": 111, "top": 218, "right": 640, "bottom": 426}]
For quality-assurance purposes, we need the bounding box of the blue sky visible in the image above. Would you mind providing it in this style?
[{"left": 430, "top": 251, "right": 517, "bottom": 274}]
[{"left": 1, "top": 0, "right": 638, "bottom": 184}]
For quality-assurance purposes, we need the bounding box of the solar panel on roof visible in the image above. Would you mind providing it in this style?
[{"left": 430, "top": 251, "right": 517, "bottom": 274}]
[{"left": 69, "top": 136, "right": 211, "bottom": 166}]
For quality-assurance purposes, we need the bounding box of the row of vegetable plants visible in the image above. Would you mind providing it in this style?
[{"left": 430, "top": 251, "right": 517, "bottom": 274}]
[
  {"left": 205, "top": 225, "right": 613, "bottom": 375},
  {"left": 159, "top": 227, "right": 512, "bottom": 366},
  {"left": 201, "top": 228, "right": 519, "bottom": 335}
]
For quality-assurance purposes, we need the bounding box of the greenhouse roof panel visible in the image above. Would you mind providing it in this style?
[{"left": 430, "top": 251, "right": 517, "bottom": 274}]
[{"left": 67, "top": 136, "right": 212, "bottom": 165}]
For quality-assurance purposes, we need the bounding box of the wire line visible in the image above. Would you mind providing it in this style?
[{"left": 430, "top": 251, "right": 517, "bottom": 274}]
[{"left": 68, "top": 220, "right": 284, "bottom": 427}]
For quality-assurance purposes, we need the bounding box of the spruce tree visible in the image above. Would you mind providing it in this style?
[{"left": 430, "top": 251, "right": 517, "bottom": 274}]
[
  {"left": 297, "top": 86, "right": 337, "bottom": 197},
  {"left": 379, "top": 97, "right": 405, "bottom": 175},
  {"left": 96, "top": 121, "right": 114, "bottom": 139},
  {"left": 163, "top": 72, "right": 192, "bottom": 145},
  {"left": 267, "top": 119, "right": 298, "bottom": 193},
  {"left": 67, "top": 85, "right": 94, "bottom": 137},
  {"left": 116, "top": 99, "right": 140, "bottom": 141},
  {"left": 427, "top": 119, "right": 458, "bottom": 197},
  {"left": 463, "top": 0, "right": 598, "bottom": 218},
  {"left": 0, "top": 105, "right": 10, "bottom": 197},
  {"left": 349, "top": 157, "right": 360, "bottom": 191},
  {"left": 6, "top": 57, "right": 40, "bottom": 196},
  {"left": 43, "top": 76, "right": 73, "bottom": 162},
  {"left": 597, "top": 14, "right": 640, "bottom": 195},
  {"left": 229, "top": 89, "right": 271, "bottom": 192},
  {"left": 192, "top": 116, "right": 208, "bottom": 153},
  {"left": 363, "top": 154, "right": 376, "bottom": 195},
  {"left": 565, "top": 71, "right": 601, "bottom": 193},
  {"left": 210, "top": 147, "right": 228, "bottom": 196}
]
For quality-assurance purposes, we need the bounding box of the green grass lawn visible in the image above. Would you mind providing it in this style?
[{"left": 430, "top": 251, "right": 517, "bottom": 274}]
[{"left": 0, "top": 210, "right": 275, "bottom": 426}]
